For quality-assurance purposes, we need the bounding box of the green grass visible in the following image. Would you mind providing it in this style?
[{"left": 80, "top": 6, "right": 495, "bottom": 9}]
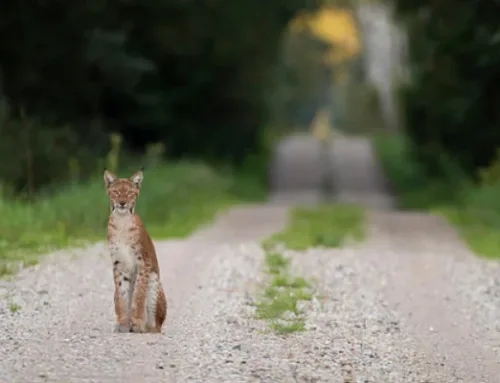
[
  {"left": 373, "top": 132, "right": 500, "bottom": 259},
  {"left": 0, "top": 160, "right": 266, "bottom": 276},
  {"left": 263, "top": 204, "right": 366, "bottom": 251},
  {"left": 436, "top": 207, "right": 500, "bottom": 258},
  {"left": 8, "top": 302, "right": 21, "bottom": 313},
  {"left": 255, "top": 204, "right": 366, "bottom": 333},
  {"left": 255, "top": 251, "right": 313, "bottom": 334},
  {"left": 435, "top": 184, "right": 500, "bottom": 258}
]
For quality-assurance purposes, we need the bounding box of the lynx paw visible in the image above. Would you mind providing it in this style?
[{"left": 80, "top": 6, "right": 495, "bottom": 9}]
[
  {"left": 130, "top": 322, "right": 147, "bottom": 333},
  {"left": 114, "top": 324, "right": 131, "bottom": 333}
]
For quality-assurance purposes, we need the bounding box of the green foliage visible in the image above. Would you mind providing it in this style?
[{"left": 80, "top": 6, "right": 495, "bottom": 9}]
[
  {"left": 393, "top": 2, "right": 500, "bottom": 178},
  {"left": 263, "top": 203, "right": 366, "bottom": 251},
  {"left": 106, "top": 133, "right": 124, "bottom": 173},
  {"left": 342, "top": 81, "right": 384, "bottom": 135},
  {"left": 373, "top": 133, "right": 469, "bottom": 209},
  {"left": 0, "top": 160, "right": 266, "bottom": 276},
  {"left": 255, "top": 251, "right": 314, "bottom": 334},
  {"left": 444, "top": 154, "right": 500, "bottom": 258},
  {"left": 8, "top": 302, "right": 21, "bottom": 313},
  {"left": 0, "top": 0, "right": 323, "bottom": 193},
  {"left": 276, "top": 29, "right": 333, "bottom": 129},
  {"left": 0, "top": 101, "right": 108, "bottom": 195},
  {"left": 478, "top": 149, "right": 500, "bottom": 187},
  {"left": 374, "top": 132, "right": 500, "bottom": 259}
]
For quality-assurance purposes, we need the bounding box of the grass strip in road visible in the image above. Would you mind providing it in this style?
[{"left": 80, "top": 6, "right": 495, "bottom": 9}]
[
  {"left": 255, "top": 251, "right": 313, "bottom": 334},
  {"left": 262, "top": 204, "right": 366, "bottom": 251}
]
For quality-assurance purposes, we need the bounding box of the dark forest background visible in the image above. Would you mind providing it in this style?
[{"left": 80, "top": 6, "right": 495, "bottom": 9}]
[{"left": 0, "top": 0, "right": 322, "bottom": 194}]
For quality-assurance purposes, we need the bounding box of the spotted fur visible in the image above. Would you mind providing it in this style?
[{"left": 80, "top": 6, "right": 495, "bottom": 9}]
[{"left": 104, "top": 168, "right": 167, "bottom": 334}]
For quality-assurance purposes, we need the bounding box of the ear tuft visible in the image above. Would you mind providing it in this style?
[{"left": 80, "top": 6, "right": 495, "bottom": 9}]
[
  {"left": 130, "top": 169, "right": 144, "bottom": 187},
  {"left": 104, "top": 170, "right": 117, "bottom": 188}
]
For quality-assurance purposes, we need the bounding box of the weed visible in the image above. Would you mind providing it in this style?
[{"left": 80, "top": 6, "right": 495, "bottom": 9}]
[
  {"left": 263, "top": 204, "right": 366, "bottom": 251},
  {"left": 0, "top": 263, "right": 12, "bottom": 277},
  {"left": 255, "top": 251, "right": 314, "bottom": 334},
  {"left": 8, "top": 302, "right": 21, "bottom": 313},
  {"left": 266, "top": 252, "right": 290, "bottom": 274}
]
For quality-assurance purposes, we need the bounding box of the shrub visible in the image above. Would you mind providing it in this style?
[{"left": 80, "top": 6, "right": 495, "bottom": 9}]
[{"left": 394, "top": 2, "right": 500, "bottom": 178}]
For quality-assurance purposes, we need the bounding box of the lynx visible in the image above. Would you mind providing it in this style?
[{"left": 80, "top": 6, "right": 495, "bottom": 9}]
[{"left": 104, "top": 168, "right": 167, "bottom": 333}]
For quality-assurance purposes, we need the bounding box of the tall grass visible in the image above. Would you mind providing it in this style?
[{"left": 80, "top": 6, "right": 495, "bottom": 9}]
[{"left": 0, "top": 134, "right": 267, "bottom": 275}]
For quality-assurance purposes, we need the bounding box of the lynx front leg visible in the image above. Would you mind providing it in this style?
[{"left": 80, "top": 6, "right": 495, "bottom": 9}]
[
  {"left": 130, "top": 267, "right": 149, "bottom": 333},
  {"left": 113, "top": 266, "right": 132, "bottom": 333}
]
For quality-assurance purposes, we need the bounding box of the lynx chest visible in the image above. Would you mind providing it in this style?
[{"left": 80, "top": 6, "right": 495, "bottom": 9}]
[{"left": 108, "top": 218, "right": 140, "bottom": 276}]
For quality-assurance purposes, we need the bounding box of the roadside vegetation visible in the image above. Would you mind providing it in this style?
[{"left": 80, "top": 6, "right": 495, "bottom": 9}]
[
  {"left": 0, "top": 136, "right": 267, "bottom": 277},
  {"left": 0, "top": 0, "right": 320, "bottom": 277},
  {"left": 374, "top": 132, "right": 500, "bottom": 259},
  {"left": 375, "top": 0, "right": 500, "bottom": 259},
  {"left": 263, "top": 204, "right": 366, "bottom": 251}
]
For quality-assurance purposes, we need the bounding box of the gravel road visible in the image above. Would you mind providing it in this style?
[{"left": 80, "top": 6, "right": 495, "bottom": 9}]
[{"left": 2, "top": 135, "right": 500, "bottom": 382}]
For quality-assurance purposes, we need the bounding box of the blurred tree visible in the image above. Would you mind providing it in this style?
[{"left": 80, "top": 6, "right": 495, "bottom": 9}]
[
  {"left": 276, "top": 29, "right": 333, "bottom": 129},
  {"left": 281, "top": 5, "right": 363, "bottom": 133},
  {"left": 0, "top": 0, "right": 322, "bottom": 191},
  {"left": 393, "top": 1, "right": 500, "bottom": 177}
]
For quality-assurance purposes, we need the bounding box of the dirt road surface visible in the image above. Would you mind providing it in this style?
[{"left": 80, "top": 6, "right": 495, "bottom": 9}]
[{"left": 1, "top": 134, "right": 500, "bottom": 382}]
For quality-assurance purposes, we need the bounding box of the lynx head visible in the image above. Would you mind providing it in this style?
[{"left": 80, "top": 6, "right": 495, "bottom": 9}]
[{"left": 104, "top": 168, "right": 144, "bottom": 215}]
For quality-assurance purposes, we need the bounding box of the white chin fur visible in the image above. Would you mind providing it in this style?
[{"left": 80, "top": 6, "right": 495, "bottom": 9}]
[{"left": 114, "top": 206, "right": 132, "bottom": 215}]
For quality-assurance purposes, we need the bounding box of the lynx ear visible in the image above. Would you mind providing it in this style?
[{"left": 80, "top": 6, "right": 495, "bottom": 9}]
[
  {"left": 130, "top": 169, "right": 144, "bottom": 187},
  {"left": 104, "top": 169, "right": 117, "bottom": 188}
]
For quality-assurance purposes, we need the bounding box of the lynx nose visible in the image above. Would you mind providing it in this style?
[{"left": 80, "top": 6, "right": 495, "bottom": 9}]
[{"left": 119, "top": 201, "right": 126, "bottom": 207}]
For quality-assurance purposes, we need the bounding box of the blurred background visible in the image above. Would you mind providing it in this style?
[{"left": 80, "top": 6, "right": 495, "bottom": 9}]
[
  {"left": 2, "top": 0, "right": 500, "bottom": 268},
  {"left": 0, "top": 0, "right": 404, "bottom": 194}
]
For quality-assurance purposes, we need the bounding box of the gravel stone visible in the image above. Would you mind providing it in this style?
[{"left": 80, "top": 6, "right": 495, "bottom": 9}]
[{"left": 2, "top": 136, "right": 500, "bottom": 382}]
